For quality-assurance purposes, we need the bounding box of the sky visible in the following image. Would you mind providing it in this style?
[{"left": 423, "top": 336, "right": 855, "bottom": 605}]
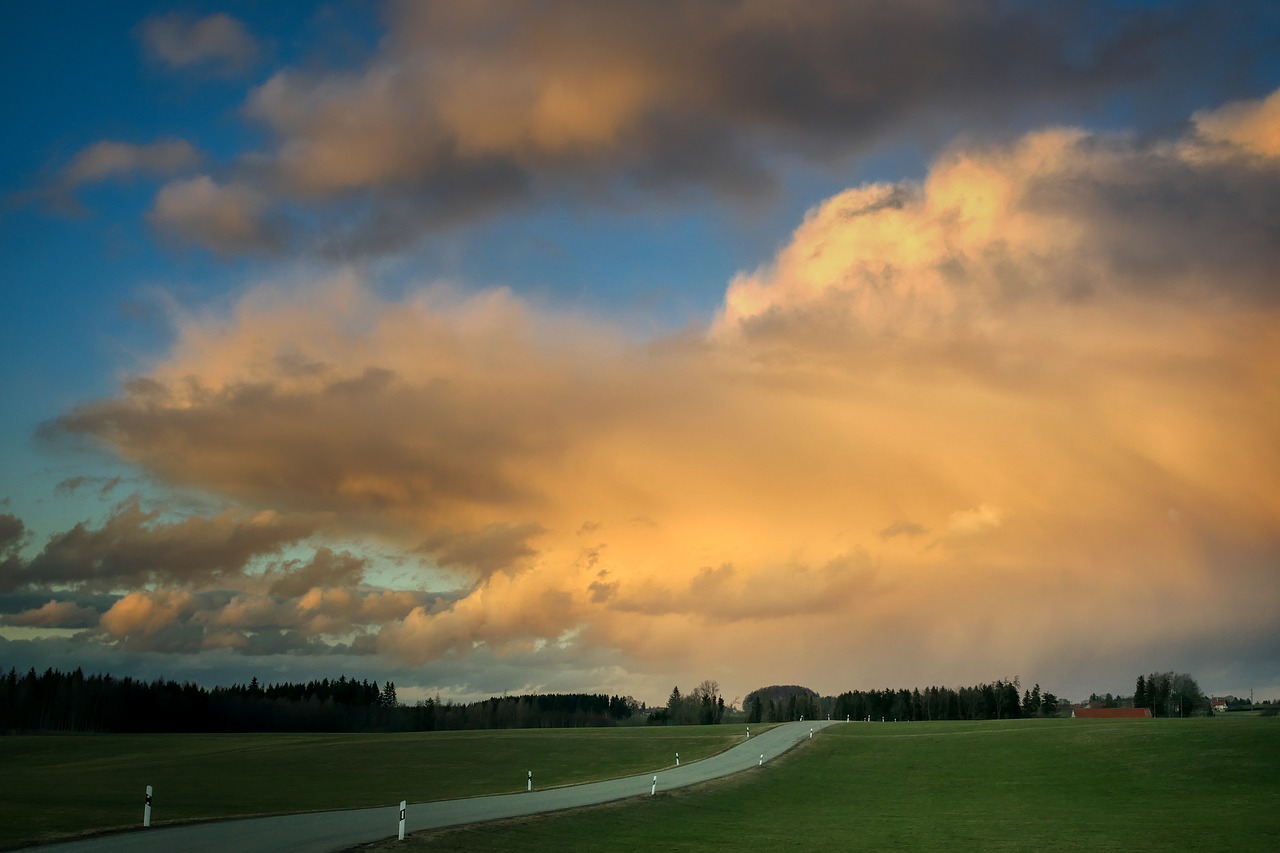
[{"left": 3, "top": 0, "right": 1279, "bottom": 709}]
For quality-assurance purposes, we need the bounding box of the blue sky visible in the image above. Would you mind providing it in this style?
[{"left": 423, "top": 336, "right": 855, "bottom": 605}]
[{"left": 3, "top": 1, "right": 1279, "bottom": 706}]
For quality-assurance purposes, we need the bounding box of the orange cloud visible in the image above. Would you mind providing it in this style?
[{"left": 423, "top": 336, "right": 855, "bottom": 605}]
[
  {"left": 100, "top": 590, "right": 194, "bottom": 637},
  {"left": 46, "top": 90, "right": 1280, "bottom": 698},
  {"left": 1, "top": 599, "right": 99, "bottom": 629},
  {"left": 1194, "top": 88, "right": 1280, "bottom": 159}
]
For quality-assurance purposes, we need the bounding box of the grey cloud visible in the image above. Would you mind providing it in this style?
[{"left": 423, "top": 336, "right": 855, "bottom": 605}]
[
  {"left": 0, "top": 514, "right": 25, "bottom": 553},
  {"left": 587, "top": 579, "right": 618, "bottom": 603},
  {"left": 1020, "top": 145, "right": 1280, "bottom": 305},
  {"left": 0, "top": 501, "right": 315, "bottom": 593},
  {"left": 147, "top": 176, "right": 283, "bottom": 254},
  {"left": 12, "top": 139, "right": 201, "bottom": 216},
  {"left": 137, "top": 13, "right": 259, "bottom": 76},
  {"left": 265, "top": 548, "right": 367, "bottom": 598},
  {"left": 55, "top": 476, "right": 123, "bottom": 497},
  {"left": 61, "top": 139, "right": 201, "bottom": 188}
]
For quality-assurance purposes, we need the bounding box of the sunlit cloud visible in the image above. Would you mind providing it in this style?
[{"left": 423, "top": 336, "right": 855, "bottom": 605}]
[
  {"left": 1, "top": 599, "right": 99, "bottom": 629},
  {"left": 14, "top": 87, "right": 1280, "bottom": 700}
]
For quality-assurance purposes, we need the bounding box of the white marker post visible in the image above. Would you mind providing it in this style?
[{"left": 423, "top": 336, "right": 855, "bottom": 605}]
[
  {"left": 528, "top": 770, "right": 532, "bottom": 792},
  {"left": 398, "top": 800, "right": 406, "bottom": 841},
  {"left": 758, "top": 753, "right": 764, "bottom": 766},
  {"left": 143, "top": 785, "right": 153, "bottom": 827},
  {"left": 746, "top": 727, "right": 750, "bottom": 738},
  {"left": 651, "top": 775, "right": 657, "bottom": 796},
  {"left": 809, "top": 727, "right": 813, "bottom": 739},
  {"left": 675, "top": 752, "right": 680, "bottom": 766}
]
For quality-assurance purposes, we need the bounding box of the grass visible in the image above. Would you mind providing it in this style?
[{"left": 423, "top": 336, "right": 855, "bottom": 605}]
[
  {"left": 0, "top": 725, "right": 752, "bottom": 849},
  {"left": 361, "top": 717, "right": 1280, "bottom": 852}
]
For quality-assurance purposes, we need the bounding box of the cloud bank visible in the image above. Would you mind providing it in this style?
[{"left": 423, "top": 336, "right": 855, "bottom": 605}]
[{"left": 20, "top": 89, "right": 1278, "bottom": 700}]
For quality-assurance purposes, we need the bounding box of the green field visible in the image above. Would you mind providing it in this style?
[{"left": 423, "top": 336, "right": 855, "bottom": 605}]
[
  {"left": 365, "top": 717, "right": 1280, "bottom": 852},
  {"left": 0, "top": 726, "right": 748, "bottom": 849}
]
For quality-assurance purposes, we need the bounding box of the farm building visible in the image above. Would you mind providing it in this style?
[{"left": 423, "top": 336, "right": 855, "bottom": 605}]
[{"left": 1072, "top": 707, "right": 1152, "bottom": 719}]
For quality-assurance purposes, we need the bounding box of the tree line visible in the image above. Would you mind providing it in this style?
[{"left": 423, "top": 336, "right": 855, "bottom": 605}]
[
  {"left": 3, "top": 665, "right": 1214, "bottom": 734},
  {"left": 744, "top": 679, "right": 1038, "bottom": 723},
  {"left": 0, "top": 666, "right": 639, "bottom": 733}
]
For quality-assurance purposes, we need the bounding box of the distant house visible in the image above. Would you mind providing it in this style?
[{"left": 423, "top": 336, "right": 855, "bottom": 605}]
[
  {"left": 1072, "top": 707, "right": 1152, "bottom": 719},
  {"left": 1210, "top": 698, "right": 1228, "bottom": 714}
]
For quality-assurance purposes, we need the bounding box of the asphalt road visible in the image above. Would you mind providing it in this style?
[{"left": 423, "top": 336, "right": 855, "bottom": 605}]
[{"left": 34, "top": 719, "right": 844, "bottom": 853}]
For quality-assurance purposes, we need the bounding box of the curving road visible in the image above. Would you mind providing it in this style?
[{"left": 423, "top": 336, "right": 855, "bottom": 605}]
[{"left": 34, "top": 720, "right": 843, "bottom": 853}]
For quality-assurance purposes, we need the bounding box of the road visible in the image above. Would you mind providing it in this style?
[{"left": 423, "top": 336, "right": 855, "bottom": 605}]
[{"left": 34, "top": 720, "right": 843, "bottom": 853}]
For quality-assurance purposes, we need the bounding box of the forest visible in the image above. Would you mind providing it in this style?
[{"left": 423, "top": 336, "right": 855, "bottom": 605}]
[{"left": 0, "top": 666, "right": 639, "bottom": 733}]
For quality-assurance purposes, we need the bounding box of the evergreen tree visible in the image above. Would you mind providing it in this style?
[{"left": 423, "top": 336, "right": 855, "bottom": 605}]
[{"left": 1134, "top": 674, "right": 1149, "bottom": 710}]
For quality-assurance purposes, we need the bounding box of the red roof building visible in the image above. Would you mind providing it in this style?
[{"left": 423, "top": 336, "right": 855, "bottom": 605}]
[{"left": 1072, "top": 707, "right": 1153, "bottom": 719}]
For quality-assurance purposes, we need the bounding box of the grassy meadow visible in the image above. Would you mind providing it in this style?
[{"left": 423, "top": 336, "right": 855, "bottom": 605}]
[
  {"left": 0, "top": 725, "right": 748, "bottom": 849},
  {"left": 365, "top": 717, "right": 1280, "bottom": 852}
]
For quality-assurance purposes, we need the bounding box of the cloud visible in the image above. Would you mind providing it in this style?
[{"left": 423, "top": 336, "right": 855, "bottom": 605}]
[
  {"left": 148, "top": 0, "right": 1250, "bottom": 254},
  {"left": 1193, "top": 88, "right": 1280, "bottom": 159},
  {"left": 880, "top": 520, "right": 929, "bottom": 540},
  {"left": 148, "top": 176, "right": 281, "bottom": 253},
  {"left": 39, "top": 89, "right": 1280, "bottom": 698},
  {"left": 0, "top": 514, "right": 25, "bottom": 553},
  {"left": 419, "top": 522, "right": 546, "bottom": 580},
  {"left": 714, "top": 126, "right": 1280, "bottom": 346},
  {"left": 100, "top": 589, "right": 195, "bottom": 637},
  {"left": 55, "top": 476, "right": 122, "bottom": 498},
  {"left": 946, "top": 504, "right": 1004, "bottom": 538},
  {"left": 263, "top": 547, "right": 367, "bottom": 598},
  {"left": 1, "top": 599, "right": 100, "bottom": 629},
  {"left": 0, "top": 499, "right": 316, "bottom": 592},
  {"left": 15, "top": 139, "right": 202, "bottom": 215},
  {"left": 138, "top": 13, "right": 259, "bottom": 76},
  {"left": 60, "top": 139, "right": 201, "bottom": 188}
]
